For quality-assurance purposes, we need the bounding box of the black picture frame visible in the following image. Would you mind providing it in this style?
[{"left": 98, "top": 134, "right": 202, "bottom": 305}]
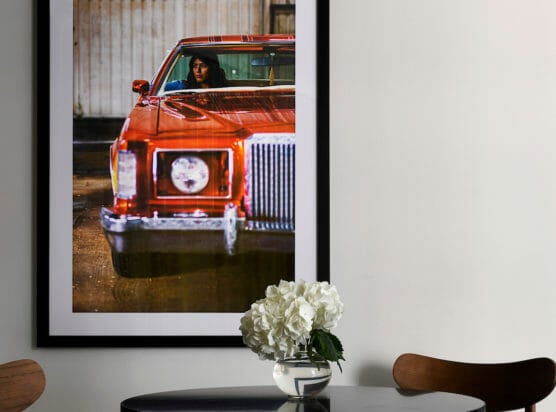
[{"left": 36, "top": 0, "right": 329, "bottom": 347}]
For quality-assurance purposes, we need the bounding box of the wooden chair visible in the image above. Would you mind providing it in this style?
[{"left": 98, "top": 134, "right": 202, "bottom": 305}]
[
  {"left": 393, "top": 353, "right": 556, "bottom": 412},
  {"left": 0, "top": 359, "right": 46, "bottom": 411}
]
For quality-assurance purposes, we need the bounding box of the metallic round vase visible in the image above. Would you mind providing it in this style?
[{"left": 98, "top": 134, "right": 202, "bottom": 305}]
[{"left": 272, "top": 352, "right": 331, "bottom": 398}]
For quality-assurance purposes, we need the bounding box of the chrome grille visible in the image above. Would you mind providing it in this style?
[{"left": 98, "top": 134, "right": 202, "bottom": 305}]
[{"left": 245, "top": 133, "right": 295, "bottom": 231}]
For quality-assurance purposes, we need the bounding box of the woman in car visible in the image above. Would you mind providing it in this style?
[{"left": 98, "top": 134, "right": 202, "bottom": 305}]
[{"left": 165, "top": 51, "right": 227, "bottom": 90}]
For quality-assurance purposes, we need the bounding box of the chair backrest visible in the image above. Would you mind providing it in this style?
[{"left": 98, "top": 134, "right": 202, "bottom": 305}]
[
  {"left": 393, "top": 353, "right": 556, "bottom": 412},
  {"left": 0, "top": 359, "right": 46, "bottom": 411}
]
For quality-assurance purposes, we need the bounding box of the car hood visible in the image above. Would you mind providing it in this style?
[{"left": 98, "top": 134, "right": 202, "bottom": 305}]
[{"left": 157, "top": 89, "right": 295, "bottom": 135}]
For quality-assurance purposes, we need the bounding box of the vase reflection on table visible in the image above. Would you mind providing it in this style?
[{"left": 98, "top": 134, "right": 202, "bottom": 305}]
[{"left": 277, "top": 397, "right": 330, "bottom": 412}]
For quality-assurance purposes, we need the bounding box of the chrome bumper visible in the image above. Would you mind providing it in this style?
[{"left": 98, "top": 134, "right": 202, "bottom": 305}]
[{"left": 100, "top": 204, "right": 294, "bottom": 255}]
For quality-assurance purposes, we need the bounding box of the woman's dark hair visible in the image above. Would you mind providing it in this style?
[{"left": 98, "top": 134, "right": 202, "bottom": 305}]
[{"left": 186, "top": 51, "right": 227, "bottom": 88}]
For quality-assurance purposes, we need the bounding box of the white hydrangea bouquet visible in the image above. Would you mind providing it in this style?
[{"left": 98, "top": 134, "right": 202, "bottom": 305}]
[{"left": 239, "top": 279, "right": 345, "bottom": 371}]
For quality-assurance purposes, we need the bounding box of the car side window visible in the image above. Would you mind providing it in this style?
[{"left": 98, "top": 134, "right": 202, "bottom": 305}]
[{"left": 167, "top": 55, "right": 189, "bottom": 82}]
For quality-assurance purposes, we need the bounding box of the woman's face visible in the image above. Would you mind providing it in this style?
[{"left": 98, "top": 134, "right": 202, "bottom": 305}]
[{"left": 191, "top": 58, "right": 210, "bottom": 87}]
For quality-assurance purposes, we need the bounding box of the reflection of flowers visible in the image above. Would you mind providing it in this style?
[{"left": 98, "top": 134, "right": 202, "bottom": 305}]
[{"left": 240, "top": 280, "right": 345, "bottom": 370}]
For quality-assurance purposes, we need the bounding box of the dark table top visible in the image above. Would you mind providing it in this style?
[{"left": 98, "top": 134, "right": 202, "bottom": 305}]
[{"left": 121, "top": 385, "right": 486, "bottom": 412}]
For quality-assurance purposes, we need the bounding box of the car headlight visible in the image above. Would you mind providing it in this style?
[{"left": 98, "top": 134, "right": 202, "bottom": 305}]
[{"left": 170, "top": 156, "right": 209, "bottom": 194}]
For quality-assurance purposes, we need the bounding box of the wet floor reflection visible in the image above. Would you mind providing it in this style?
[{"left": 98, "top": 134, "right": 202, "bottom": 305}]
[{"left": 111, "top": 253, "right": 294, "bottom": 312}]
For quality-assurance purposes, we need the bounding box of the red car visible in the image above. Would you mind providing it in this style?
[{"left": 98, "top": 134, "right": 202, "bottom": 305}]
[{"left": 101, "top": 35, "right": 295, "bottom": 276}]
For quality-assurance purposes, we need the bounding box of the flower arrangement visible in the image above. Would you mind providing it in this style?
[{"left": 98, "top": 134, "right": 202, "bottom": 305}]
[{"left": 239, "top": 279, "right": 345, "bottom": 370}]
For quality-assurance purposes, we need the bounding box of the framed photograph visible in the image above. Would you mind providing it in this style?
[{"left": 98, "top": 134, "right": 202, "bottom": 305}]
[{"left": 36, "top": 0, "right": 329, "bottom": 347}]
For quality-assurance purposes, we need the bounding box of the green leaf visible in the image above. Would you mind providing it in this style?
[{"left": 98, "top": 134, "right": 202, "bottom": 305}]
[{"left": 309, "top": 329, "right": 345, "bottom": 372}]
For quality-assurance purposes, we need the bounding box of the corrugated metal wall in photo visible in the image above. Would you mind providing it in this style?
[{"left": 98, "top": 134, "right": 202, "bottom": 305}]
[{"left": 73, "top": 0, "right": 295, "bottom": 118}]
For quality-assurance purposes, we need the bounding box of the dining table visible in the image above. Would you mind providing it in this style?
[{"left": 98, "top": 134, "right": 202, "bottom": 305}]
[{"left": 120, "top": 385, "right": 486, "bottom": 411}]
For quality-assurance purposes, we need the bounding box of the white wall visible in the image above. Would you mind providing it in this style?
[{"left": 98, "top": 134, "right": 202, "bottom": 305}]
[{"left": 1, "top": 0, "right": 556, "bottom": 410}]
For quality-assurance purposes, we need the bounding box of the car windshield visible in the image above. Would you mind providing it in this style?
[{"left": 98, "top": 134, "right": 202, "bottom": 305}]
[{"left": 158, "top": 44, "right": 295, "bottom": 95}]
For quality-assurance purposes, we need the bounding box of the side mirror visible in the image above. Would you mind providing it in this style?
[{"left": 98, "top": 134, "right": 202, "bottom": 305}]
[{"left": 132, "top": 80, "right": 150, "bottom": 96}]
